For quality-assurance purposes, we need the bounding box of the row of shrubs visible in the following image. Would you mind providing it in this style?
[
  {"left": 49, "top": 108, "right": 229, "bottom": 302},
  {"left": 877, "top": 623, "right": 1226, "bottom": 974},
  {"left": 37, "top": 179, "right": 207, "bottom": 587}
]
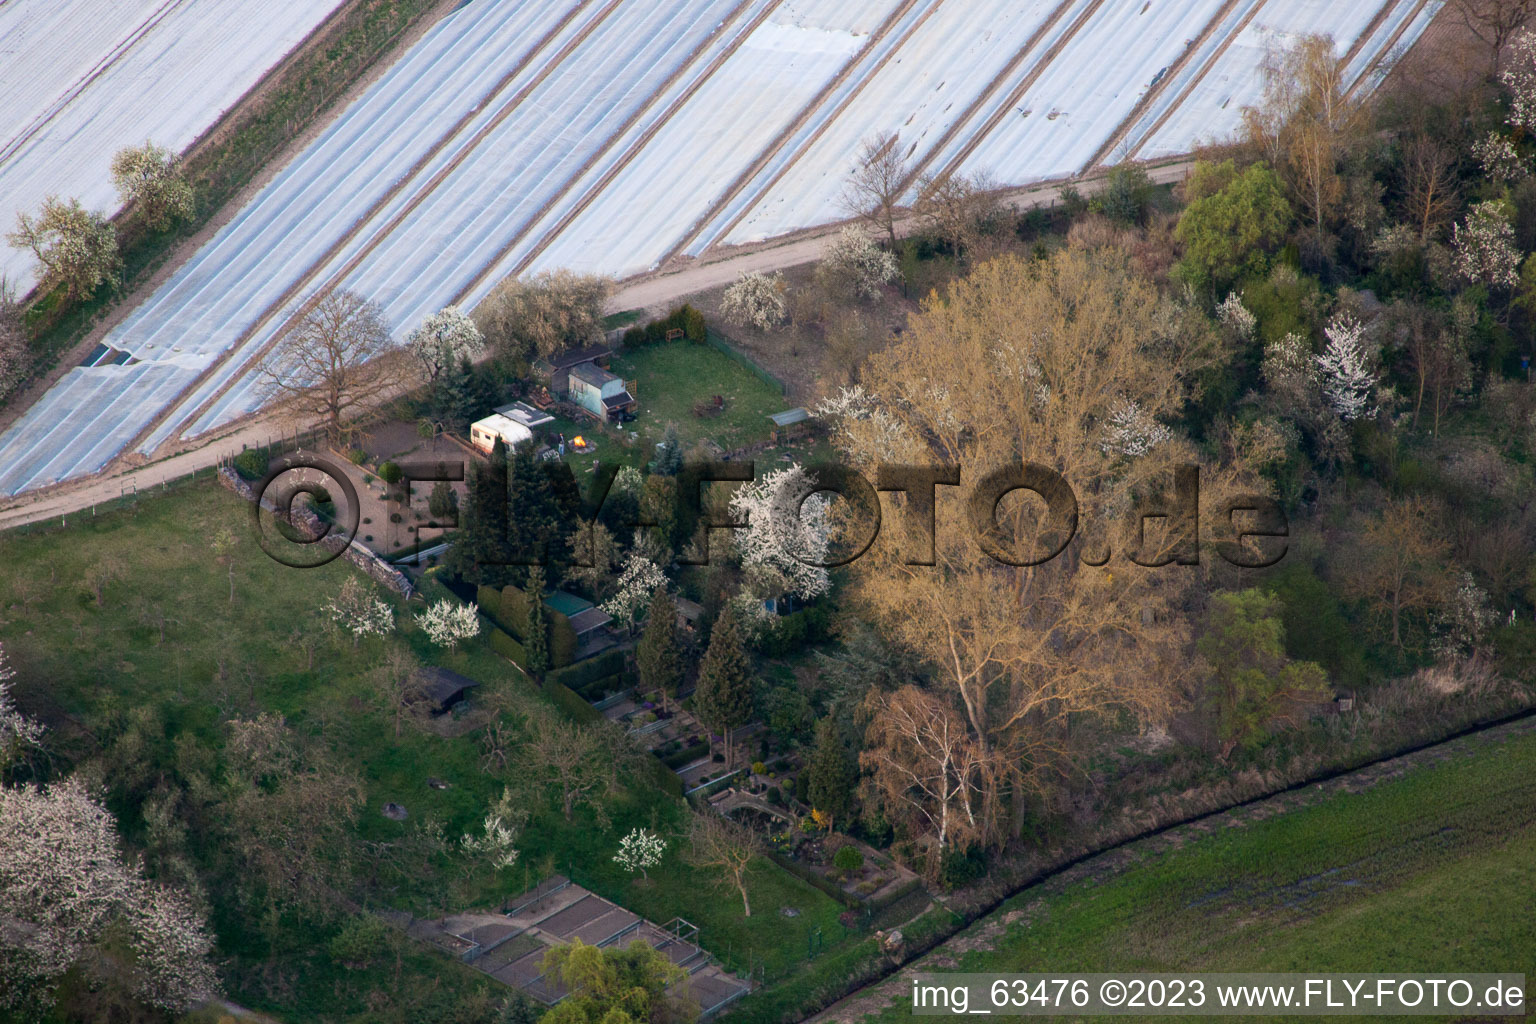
[
  {"left": 621, "top": 303, "right": 706, "bottom": 348},
  {"left": 660, "top": 741, "right": 710, "bottom": 770}
]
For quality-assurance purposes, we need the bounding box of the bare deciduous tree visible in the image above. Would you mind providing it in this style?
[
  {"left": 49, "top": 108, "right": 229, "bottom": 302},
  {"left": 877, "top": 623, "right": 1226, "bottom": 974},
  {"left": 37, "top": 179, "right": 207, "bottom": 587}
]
[
  {"left": 841, "top": 131, "right": 910, "bottom": 250},
  {"left": 914, "top": 170, "right": 1001, "bottom": 260},
  {"left": 1341, "top": 497, "right": 1455, "bottom": 649},
  {"left": 685, "top": 813, "right": 760, "bottom": 917},
  {"left": 1450, "top": 0, "right": 1536, "bottom": 74},
  {"left": 822, "top": 248, "right": 1265, "bottom": 842},
  {"left": 370, "top": 646, "right": 425, "bottom": 738},
  {"left": 474, "top": 270, "right": 611, "bottom": 365},
  {"left": 1241, "top": 35, "right": 1370, "bottom": 234},
  {"left": 861, "top": 685, "right": 992, "bottom": 871},
  {"left": 83, "top": 556, "right": 126, "bottom": 608},
  {"left": 518, "top": 712, "right": 608, "bottom": 821},
  {"left": 219, "top": 714, "right": 366, "bottom": 927},
  {"left": 261, "top": 290, "right": 401, "bottom": 445},
  {"left": 1385, "top": 299, "right": 1470, "bottom": 434},
  {"left": 1401, "top": 133, "right": 1460, "bottom": 242}
]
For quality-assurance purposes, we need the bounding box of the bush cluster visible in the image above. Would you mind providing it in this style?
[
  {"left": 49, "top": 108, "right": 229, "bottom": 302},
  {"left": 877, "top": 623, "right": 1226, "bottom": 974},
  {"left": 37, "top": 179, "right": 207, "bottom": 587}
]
[
  {"left": 621, "top": 304, "right": 707, "bottom": 348},
  {"left": 231, "top": 448, "right": 269, "bottom": 481}
]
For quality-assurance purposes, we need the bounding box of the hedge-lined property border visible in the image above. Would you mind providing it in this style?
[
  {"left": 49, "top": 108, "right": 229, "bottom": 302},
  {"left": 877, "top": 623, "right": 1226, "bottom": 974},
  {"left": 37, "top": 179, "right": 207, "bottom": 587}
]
[
  {"left": 543, "top": 679, "right": 601, "bottom": 723},
  {"left": 547, "top": 649, "right": 625, "bottom": 691}
]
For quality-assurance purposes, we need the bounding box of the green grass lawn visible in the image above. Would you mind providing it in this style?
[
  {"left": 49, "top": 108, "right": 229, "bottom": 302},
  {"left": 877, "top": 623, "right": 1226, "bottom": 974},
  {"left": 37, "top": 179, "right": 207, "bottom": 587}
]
[
  {"left": 0, "top": 479, "right": 848, "bottom": 1021},
  {"left": 856, "top": 728, "right": 1536, "bottom": 1023},
  {"left": 610, "top": 339, "right": 786, "bottom": 452}
]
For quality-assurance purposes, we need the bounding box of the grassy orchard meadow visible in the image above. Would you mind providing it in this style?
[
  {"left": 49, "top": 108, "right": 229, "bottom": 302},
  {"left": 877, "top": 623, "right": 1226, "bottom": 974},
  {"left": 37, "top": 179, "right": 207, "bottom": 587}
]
[{"left": 0, "top": 480, "right": 848, "bottom": 1021}]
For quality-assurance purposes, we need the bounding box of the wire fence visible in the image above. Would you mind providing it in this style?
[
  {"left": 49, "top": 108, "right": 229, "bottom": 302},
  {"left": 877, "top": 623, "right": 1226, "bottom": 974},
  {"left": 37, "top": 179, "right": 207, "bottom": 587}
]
[{"left": 705, "top": 329, "right": 788, "bottom": 397}]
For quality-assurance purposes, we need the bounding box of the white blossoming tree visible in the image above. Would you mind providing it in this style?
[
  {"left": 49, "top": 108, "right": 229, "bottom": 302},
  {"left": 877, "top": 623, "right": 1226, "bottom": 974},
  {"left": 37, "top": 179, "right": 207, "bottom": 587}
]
[
  {"left": 1452, "top": 201, "right": 1521, "bottom": 290},
  {"left": 326, "top": 577, "right": 395, "bottom": 645},
  {"left": 1314, "top": 315, "right": 1378, "bottom": 422},
  {"left": 1473, "top": 131, "right": 1526, "bottom": 183},
  {"left": 613, "top": 827, "right": 667, "bottom": 880},
  {"left": 416, "top": 599, "right": 481, "bottom": 648},
  {"left": 1503, "top": 29, "right": 1536, "bottom": 133},
  {"left": 0, "top": 777, "right": 219, "bottom": 1013},
  {"left": 602, "top": 554, "right": 668, "bottom": 635},
  {"left": 721, "top": 270, "right": 788, "bottom": 330},
  {"left": 1262, "top": 332, "right": 1318, "bottom": 401},
  {"left": 460, "top": 789, "right": 522, "bottom": 872},
  {"left": 1432, "top": 571, "right": 1497, "bottom": 660},
  {"left": 821, "top": 225, "right": 899, "bottom": 300},
  {"left": 110, "top": 141, "right": 194, "bottom": 231},
  {"left": 729, "top": 464, "right": 832, "bottom": 607},
  {"left": 0, "top": 642, "right": 43, "bottom": 775},
  {"left": 406, "top": 305, "right": 485, "bottom": 384}
]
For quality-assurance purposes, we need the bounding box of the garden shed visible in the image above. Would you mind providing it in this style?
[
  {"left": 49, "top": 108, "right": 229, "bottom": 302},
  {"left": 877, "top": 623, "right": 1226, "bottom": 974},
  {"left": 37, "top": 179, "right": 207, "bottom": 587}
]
[
  {"left": 568, "top": 362, "right": 636, "bottom": 421},
  {"left": 533, "top": 342, "right": 615, "bottom": 393},
  {"left": 767, "top": 407, "right": 810, "bottom": 441},
  {"left": 414, "top": 667, "right": 480, "bottom": 716}
]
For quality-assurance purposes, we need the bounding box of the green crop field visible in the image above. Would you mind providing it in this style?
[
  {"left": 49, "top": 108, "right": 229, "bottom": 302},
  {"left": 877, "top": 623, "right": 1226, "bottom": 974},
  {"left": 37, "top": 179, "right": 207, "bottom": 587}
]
[{"left": 855, "top": 728, "right": 1536, "bottom": 1023}]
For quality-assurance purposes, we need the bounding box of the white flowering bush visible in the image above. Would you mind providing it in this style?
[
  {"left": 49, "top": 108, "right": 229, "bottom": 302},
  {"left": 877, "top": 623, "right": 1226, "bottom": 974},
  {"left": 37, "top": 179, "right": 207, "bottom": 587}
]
[
  {"left": 0, "top": 777, "right": 218, "bottom": 1012},
  {"left": 1452, "top": 201, "right": 1521, "bottom": 290},
  {"left": 601, "top": 554, "right": 668, "bottom": 633},
  {"left": 1261, "top": 332, "right": 1318, "bottom": 402},
  {"left": 1432, "top": 571, "right": 1497, "bottom": 660},
  {"left": 1313, "top": 315, "right": 1378, "bottom": 422},
  {"left": 461, "top": 813, "right": 520, "bottom": 871},
  {"left": 406, "top": 306, "right": 485, "bottom": 381},
  {"left": 417, "top": 599, "right": 481, "bottom": 648},
  {"left": 821, "top": 226, "right": 898, "bottom": 299},
  {"left": 126, "top": 883, "right": 223, "bottom": 1012},
  {"left": 1473, "top": 132, "right": 1526, "bottom": 183},
  {"left": 729, "top": 464, "right": 832, "bottom": 603},
  {"left": 614, "top": 827, "right": 667, "bottom": 879},
  {"left": 1099, "top": 398, "right": 1172, "bottom": 458},
  {"left": 1215, "top": 292, "right": 1256, "bottom": 343},
  {"left": 326, "top": 577, "right": 395, "bottom": 643},
  {"left": 460, "top": 788, "right": 521, "bottom": 871},
  {"left": 0, "top": 642, "right": 43, "bottom": 773},
  {"left": 721, "top": 271, "right": 788, "bottom": 330}
]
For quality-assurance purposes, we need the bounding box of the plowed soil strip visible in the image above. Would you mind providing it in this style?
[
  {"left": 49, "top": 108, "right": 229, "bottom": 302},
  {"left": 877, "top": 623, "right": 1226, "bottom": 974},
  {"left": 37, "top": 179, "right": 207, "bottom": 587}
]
[
  {"left": 1078, "top": 0, "right": 1244, "bottom": 174},
  {"left": 1344, "top": 0, "right": 1432, "bottom": 100},
  {"left": 1122, "top": 0, "right": 1268, "bottom": 162},
  {"left": 455, "top": 0, "right": 775, "bottom": 299},
  {"left": 0, "top": 0, "right": 189, "bottom": 164},
  {"left": 1341, "top": 0, "right": 1409, "bottom": 72},
  {"left": 922, "top": 0, "right": 1102, "bottom": 186},
  {"left": 657, "top": 0, "right": 933, "bottom": 266},
  {"left": 684, "top": 0, "right": 952, "bottom": 258}
]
